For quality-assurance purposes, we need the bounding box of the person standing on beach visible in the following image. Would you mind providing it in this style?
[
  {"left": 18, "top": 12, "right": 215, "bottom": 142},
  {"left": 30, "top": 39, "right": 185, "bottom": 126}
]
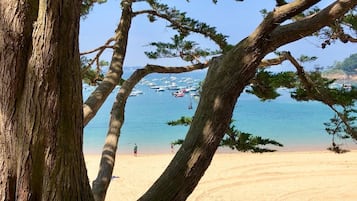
[
  {"left": 134, "top": 143, "right": 138, "bottom": 157},
  {"left": 171, "top": 143, "right": 174, "bottom": 153}
]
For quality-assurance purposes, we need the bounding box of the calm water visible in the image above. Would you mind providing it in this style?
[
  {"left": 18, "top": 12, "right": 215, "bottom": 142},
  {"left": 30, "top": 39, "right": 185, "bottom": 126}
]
[{"left": 83, "top": 69, "right": 357, "bottom": 154}]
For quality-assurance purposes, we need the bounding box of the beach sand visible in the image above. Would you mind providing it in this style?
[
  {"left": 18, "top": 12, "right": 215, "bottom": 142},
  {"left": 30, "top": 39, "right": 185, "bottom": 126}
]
[{"left": 85, "top": 150, "right": 357, "bottom": 201}]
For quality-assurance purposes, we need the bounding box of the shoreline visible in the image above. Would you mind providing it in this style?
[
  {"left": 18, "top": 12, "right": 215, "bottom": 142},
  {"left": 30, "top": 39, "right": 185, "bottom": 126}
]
[
  {"left": 84, "top": 141, "right": 357, "bottom": 155},
  {"left": 85, "top": 150, "right": 357, "bottom": 201},
  {"left": 84, "top": 148, "right": 357, "bottom": 157}
]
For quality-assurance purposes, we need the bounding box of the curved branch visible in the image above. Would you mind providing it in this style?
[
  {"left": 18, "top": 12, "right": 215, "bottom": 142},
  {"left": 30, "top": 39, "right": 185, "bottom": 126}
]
[
  {"left": 80, "top": 44, "right": 114, "bottom": 56},
  {"left": 83, "top": 1, "right": 133, "bottom": 127},
  {"left": 91, "top": 62, "right": 207, "bottom": 201},
  {"left": 284, "top": 51, "right": 356, "bottom": 137},
  {"left": 268, "top": 0, "right": 357, "bottom": 52},
  {"left": 258, "top": 54, "right": 288, "bottom": 68},
  {"left": 328, "top": 22, "right": 357, "bottom": 43},
  {"left": 145, "top": 62, "right": 208, "bottom": 73},
  {"left": 337, "top": 32, "right": 357, "bottom": 43},
  {"left": 250, "top": 0, "right": 320, "bottom": 44}
]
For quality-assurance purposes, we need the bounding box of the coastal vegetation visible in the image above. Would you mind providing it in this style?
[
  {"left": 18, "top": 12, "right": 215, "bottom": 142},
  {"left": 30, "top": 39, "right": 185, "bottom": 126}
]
[
  {"left": 168, "top": 117, "right": 284, "bottom": 153},
  {"left": 1, "top": 1, "right": 357, "bottom": 201}
]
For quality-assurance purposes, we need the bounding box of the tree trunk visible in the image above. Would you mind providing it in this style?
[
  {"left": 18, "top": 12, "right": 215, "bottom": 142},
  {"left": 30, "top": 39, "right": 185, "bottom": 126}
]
[
  {"left": 0, "top": 1, "right": 35, "bottom": 199},
  {"left": 139, "top": 37, "right": 263, "bottom": 201},
  {"left": 139, "top": 1, "right": 357, "bottom": 200},
  {"left": 0, "top": 1, "right": 94, "bottom": 200}
]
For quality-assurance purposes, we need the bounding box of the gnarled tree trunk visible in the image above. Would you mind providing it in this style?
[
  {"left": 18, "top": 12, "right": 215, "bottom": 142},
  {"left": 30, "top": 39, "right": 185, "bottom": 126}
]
[
  {"left": 139, "top": 1, "right": 357, "bottom": 200},
  {"left": 139, "top": 36, "right": 262, "bottom": 201},
  {"left": 0, "top": 0, "right": 94, "bottom": 200}
]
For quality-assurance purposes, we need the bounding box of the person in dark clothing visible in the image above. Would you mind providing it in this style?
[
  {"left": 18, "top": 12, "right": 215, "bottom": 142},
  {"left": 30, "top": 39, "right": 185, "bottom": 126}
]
[{"left": 134, "top": 143, "right": 138, "bottom": 157}]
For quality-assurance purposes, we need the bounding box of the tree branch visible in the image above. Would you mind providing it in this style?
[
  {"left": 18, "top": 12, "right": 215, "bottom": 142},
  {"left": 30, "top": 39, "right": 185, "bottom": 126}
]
[
  {"left": 284, "top": 51, "right": 356, "bottom": 138},
  {"left": 258, "top": 54, "right": 289, "bottom": 68},
  {"left": 91, "top": 62, "right": 207, "bottom": 201},
  {"left": 250, "top": 0, "right": 320, "bottom": 44},
  {"left": 268, "top": 0, "right": 357, "bottom": 52},
  {"left": 336, "top": 32, "right": 357, "bottom": 43},
  {"left": 132, "top": 9, "right": 228, "bottom": 50},
  {"left": 80, "top": 38, "right": 115, "bottom": 75},
  {"left": 83, "top": 1, "right": 133, "bottom": 128},
  {"left": 80, "top": 44, "right": 114, "bottom": 56}
]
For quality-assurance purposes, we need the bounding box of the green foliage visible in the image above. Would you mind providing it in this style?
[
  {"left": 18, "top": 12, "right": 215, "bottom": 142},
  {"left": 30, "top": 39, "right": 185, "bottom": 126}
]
[
  {"left": 287, "top": 71, "right": 357, "bottom": 152},
  {"left": 168, "top": 117, "right": 283, "bottom": 153},
  {"left": 167, "top": 116, "right": 192, "bottom": 126},
  {"left": 292, "top": 71, "right": 357, "bottom": 106},
  {"left": 245, "top": 66, "right": 357, "bottom": 153},
  {"left": 324, "top": 110, "right": 355, "bottom": 140},
  {"left": 145, "top": 35, "right": 220, "bottom": 62},
  {"left": 222, "top": 124, "right": 283, "bottom": 153},
  {"left": 80, "top": 56, "right": 105, "bottom": 85},
  {"left": 82, "top": 68, "right": 104, "bottom": 86},
  {"left": 297, "top": 55, "right": 318, "bottom": 63},
  {"left": 171, "top": 139, "right": 184, "bottom": 146},
  {"left": 143, "top": 0, "right": 229, "bottom": 61},
  {"left": 147, "top": 0, "right": 228, "bottom": 44},
  {"left": 324, "top": 107, "right": 357, "bottom": 153},
  {"left": 344, "top": 12, "right": 357, "bottom": 30},
  {"left": 291, "top": 71, "right": 335, "bottom": 101},
  {"left": 246, "top": 70, "right": 297, "bottom": 101}
]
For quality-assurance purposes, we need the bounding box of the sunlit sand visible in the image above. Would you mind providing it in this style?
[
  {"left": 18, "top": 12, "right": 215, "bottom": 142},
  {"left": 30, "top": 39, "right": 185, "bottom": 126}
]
[{"left": 85, "top": 150, "right": 357, "bottom": 201}]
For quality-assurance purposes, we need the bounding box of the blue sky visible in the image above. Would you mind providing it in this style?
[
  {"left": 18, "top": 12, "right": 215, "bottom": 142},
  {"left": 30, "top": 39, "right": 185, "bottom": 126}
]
[{"left": 79, "top": 0, "right": 356, "bottom": 71}]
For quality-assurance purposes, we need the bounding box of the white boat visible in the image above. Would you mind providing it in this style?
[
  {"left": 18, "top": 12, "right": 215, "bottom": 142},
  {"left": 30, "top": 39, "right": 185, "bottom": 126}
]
[
  {"left": 156, "top": 87, "right": 165, "bottom": 92},
  {"left": 129, "top": 92, "right": 138, "bottom": 97},
  {"left": 129, "top": 90, "right": 143, "bottom": 97},
  {"left": 167, "top": 83, "right": 179, "bottom": 90},
  {"left": 186, "top": 86, "right": 198, "bottom": 92},
  {"left": 150, "top": 85, "right": 160, "bottom": 89}
]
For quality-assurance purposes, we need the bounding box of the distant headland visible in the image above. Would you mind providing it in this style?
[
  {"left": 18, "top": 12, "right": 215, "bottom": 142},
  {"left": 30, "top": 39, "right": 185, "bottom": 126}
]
[{"left": 322, "top": 53, "right": 357, "bottom": 83}]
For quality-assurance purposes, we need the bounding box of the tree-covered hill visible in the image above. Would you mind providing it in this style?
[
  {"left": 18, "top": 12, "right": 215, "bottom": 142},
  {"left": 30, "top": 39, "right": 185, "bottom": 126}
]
[
  {"left": 325, "top": 53, "right": 357, "bottom": 74},
  {"left": 323, "top": 53, "right": 357, "bottom": 82},
  {"left": 333, "top": 53, "right": 357, "bottom": 74}
]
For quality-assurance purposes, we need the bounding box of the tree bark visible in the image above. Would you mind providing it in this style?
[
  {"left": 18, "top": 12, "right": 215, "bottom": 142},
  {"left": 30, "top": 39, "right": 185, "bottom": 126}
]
[
  {"left": 0, "top": 1, "right": 36, "bottom": 199},
  {"left": 139, "top": 36, "right": 262, "bottom": 201},
  {"left": 83, "top": 0, "right": 133, "bottom": 126},
  {"left": 0, "top": 0, "right": 94, "bottom": 200},
  {"left": 139, "top": 1, "right": 357, "bottom": 200}
]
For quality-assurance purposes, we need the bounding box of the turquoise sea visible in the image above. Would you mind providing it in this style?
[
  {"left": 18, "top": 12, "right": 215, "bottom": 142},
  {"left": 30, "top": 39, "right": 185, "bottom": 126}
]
[{"left": 83, "top": 69, "right": 357, "bottom": 154}]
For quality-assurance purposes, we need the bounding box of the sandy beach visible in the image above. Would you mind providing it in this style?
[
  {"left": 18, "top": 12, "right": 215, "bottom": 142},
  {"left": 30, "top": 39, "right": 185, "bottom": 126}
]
[{"left": 85, "top": 150, "right": 357, "bottom": 201}]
